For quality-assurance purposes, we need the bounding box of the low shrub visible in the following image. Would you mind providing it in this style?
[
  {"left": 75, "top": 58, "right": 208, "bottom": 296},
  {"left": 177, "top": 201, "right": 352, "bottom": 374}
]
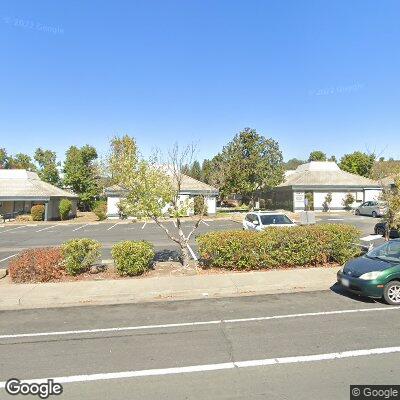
[
  {"left": 93, "top": 200, "right": 107, "bottom": 221},
  {"left": 112, "top": 241, "right": 154, "bottom": 276},
  {"left": 59, "top": 199, "right": 72, "bottom": 220},
  {"left": 8, "top": 247, "right": 64, "bottom": 283},
  {"left": 31, "top": 204, "right": 45, "bottom": 221},
  {"left": 196, "top": 224, "right": 361, "bottom": 270},
  {"left": 61, "top": 238, "right": 101, "bottom": 275}
]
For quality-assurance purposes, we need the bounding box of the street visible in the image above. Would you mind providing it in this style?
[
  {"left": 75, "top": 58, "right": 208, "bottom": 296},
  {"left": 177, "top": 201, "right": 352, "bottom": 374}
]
[
  {"left": 0, "top": 290, "right": 399, "bottom": 399},
  {"left": 0, "top": 214, "right": 379, "bottom": 268}
]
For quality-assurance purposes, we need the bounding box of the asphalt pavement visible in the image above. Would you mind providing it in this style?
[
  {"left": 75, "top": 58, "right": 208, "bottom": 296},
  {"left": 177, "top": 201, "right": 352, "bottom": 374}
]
[
  {"left": 0, "top": 214, "right": 379, "bottom": 268},
  {"left": 0, "top": 290, "right": 399, "bottom": 399}
]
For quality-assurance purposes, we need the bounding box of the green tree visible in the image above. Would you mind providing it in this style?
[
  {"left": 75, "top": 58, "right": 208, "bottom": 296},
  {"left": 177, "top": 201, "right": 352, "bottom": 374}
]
[
  {"left": 63, "top": 145, "right": 100, "bottom": 210},
  {"left": 380, "top": 176, "right": 400, "bottom": 240},
  {"left": 339, "top": 151, "right": 375, "bottom": 177},
  {"left": 0, "top": 148, "right": 10, "bottom": 168},
  {"left": 283, "top": 158, "right": 305, "bottom": 170},
  {"left": 116, "top": 142, "right": 210, "bottom": 267},
  {"left": 308, "top": 151, "right": 327, "bottom": 161},
  {"left": 34, "top": 148, "right": 60, "bottom": 186},
  {"left": 9, "top": 153, "right": 36, "bottom": 170},
  {"left": 189, "top": 160, "right": 202, "bottom": 180},
  {"left": 108, "top": 135, "right": 139, "bottom": 187},
  {"left": 328, "top": 155, "right": 337, "bottom": 163},
  {"left": 218, "top": 128, "right": 284, "bottom": 206}
]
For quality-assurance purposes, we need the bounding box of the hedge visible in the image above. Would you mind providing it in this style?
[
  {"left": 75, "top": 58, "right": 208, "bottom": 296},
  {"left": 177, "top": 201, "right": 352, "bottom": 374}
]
[
  {"left": 61, "top": 238, "right": 101, "bottom": 275},
  {"left": 111, "top": 241, "right": 154, "bottom": 276},
  {"left": 196, "top": 224, "right": 361, "bottom": 270},
  {"left": 9, "top": 247, "right": 64, "bottom": 283}
]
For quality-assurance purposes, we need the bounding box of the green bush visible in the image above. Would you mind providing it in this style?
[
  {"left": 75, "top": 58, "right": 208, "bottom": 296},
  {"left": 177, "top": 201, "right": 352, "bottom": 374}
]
[
  {"left": 31, "top": 204, "right": 45, "bottom": 221},
  {"left": 93, "top": 200, "right": 107, "bottom": 221},
  {"left": 61, "top": 238, "right": 101, "bottom": 275},
  {"left": 194, "top": 196, "right": 207, "bottom": 215},
  {"left": 59, "top": 199, "right": 72, "bottom": 220},
  {"left": 112, "top": 241, "right": 154, "bottom": 276},
  {"left": 196, "top": 224, "right": 361, "bottom": 270}
]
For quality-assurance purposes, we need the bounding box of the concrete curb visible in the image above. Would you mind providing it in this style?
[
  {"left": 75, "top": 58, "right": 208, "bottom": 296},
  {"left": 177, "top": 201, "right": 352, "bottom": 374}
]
[
  {"left": 0, "top": 268, "right": 7, "bottom": 279},
  {"left": 0, "top": 267, "right": 339, "bottom": 311}
]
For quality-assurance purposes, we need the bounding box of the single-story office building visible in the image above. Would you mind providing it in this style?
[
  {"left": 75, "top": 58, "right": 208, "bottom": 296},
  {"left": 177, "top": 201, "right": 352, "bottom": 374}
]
[
  {"left": 0, "top": 169, "right": 78, "bottom": 220},
  {"left": 105, "top": 174, "right": 219, "bottom": 218},
  {"left": 272, "top": 162, "right": 382, "bottom": 212}
]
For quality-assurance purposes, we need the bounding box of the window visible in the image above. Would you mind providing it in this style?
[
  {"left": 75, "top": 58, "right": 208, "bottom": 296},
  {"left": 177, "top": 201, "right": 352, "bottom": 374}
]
[{"left": 260, "top": 214, "right": 293, "bottom": 225}]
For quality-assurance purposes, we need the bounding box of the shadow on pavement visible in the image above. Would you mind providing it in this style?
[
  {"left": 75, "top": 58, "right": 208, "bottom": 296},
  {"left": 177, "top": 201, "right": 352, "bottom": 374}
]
[
  {"left": 330, "top": 282, "right": 381, "bottom": 304},
  {"left": 154, "top": 249, "right": 181, "bottom": 262}
]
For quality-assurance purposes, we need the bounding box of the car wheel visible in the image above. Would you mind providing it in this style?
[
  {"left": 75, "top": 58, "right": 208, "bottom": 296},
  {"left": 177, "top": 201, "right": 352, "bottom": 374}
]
[
  {"left": 376, "top": 226, "right": 386, "bottom": 236},
  {"left": 372, "top": 211, "right": 377, "bottom": 218},
  {"left": 355, "top": 209, "right": 360, "bottom": 215},
  {"left": 383, "top": 281, "right": 400, "bottom": 305}
]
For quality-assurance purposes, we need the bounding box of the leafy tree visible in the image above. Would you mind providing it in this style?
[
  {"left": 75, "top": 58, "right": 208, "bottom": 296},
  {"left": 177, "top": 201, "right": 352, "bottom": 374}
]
[
  {"left": 9, "top": 153, "right": 36, "bottom": 170},
  {"left": 63, "top": 145, "right": 100, "bottom": 210},
  {"left": 218, "top": 128, "right": 284, "bottom": 206},
  {"left": 380, "top": 176, "right": 400, "bottom": 240},
  {"left": 108, "top": 135, "right": 139, "bottom": 187},
  {"left": 0, "top": 148, "right": 10, "bottom": 168},
  {"left": 370, "top": 159, "right": 400, "bottom": 180},
  {"left": 328, "top": 155, "right": 337, "bottom": 163},
  {"left": 189, "top": 160, "right": 202, "bottom": 180},
  {"left": 342, "top": 193, "right": 355, "bottom": 210},
  {"left": 339, "top": 151, "right": 375, "bottom": 177},
  {"left": 283, "top": 158, "right": 305, "bottom": 170},
  {"left": 116, "top": 141, "right": 210, "bottom": 267},
  {"left": 34, "top": 148, "right": 60, "bottom": 186},
  {"left": 308, "top": 151, "right": 327, "bottom": 161}
]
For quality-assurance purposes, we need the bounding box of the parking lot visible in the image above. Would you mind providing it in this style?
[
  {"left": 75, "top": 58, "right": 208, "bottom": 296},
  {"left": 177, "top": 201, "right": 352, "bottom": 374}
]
[{"left": 0, "top": 214, "right": 380, "bottom": 268}]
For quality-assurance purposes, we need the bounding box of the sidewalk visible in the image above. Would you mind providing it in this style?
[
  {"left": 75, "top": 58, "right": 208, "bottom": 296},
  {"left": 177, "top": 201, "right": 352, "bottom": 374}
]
[{"left": 0, "top": 267, "right": 338, "bottom": 310}]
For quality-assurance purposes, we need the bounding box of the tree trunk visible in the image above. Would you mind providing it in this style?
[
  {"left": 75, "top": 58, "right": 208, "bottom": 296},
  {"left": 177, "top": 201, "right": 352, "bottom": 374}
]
[{"left": 180, "top": 244, "right": 191, "bottom": 268}]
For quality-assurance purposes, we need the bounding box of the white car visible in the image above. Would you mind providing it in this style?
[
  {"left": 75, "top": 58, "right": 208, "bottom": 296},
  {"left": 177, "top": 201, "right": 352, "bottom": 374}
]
[{"left": 243, "top": 211, "right": 297, "bottom": 231}]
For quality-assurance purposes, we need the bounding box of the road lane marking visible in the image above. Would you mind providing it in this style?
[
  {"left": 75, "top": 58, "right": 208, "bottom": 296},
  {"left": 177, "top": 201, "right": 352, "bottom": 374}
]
[
  {"left": 187, "top": 244, "right": 198, "bottom": 261},
  {"left": 107, "top": 223, "right": 119, "bottom": 231},
  {"left": 72, "top": 224, "right": 89, "bottom": 232},
  {"left": 326, "top": 218, "right": 344, "bottom": 221},
  {"left": 0, "top": 254, "right": 17, "bottom": 263},
  {"left": 141, "top": 222, "right": 147, "bottom": 230},
  {"left": 0, "top": 225, "right": 26, "bottom": 234},
  {"left": 173, "top": 221, "right": 177, "bottom": 228},
  {"left": 35, "top": 225, "right": 58, "bottom": 232},
  {"left": 1, "top": 346, "right": 399, "bottom": 387},
  {"left": 1, "top": 306, "right": 398, "bottom": 340},
  {"left": 201, "top": 220, "right": 210, "bottom": 226}
]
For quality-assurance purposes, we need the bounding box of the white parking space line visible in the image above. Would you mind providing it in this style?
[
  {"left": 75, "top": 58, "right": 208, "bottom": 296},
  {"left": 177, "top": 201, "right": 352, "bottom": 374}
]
[
  {"left": 0, "top": 254, "right": 17, "bottom": 263},
  {"left": 201, "top": 220, "right": 210, "bottom": 226},
  {"left": 141, "top": 222, "right": 147, "bottom": 230},
  {"left": 0, "top": 225, "right": 26, "bottom": 234},
  {"left": 72, "top": 224, "right": 89, "bottom": 232},
  {"left": 107, "top": 223, "right": 120, "bottom": 231},
  {"left": 1, "top": 346, "right": 399, "bottom": 387},
  {"left": 326, "top": 218, "right": 344, "bottom": 221},
  {"left": 1, "top": 306, "right": 397, "bottom": 340},
  {"left": 35, "top": 225, "right": 59, "bottom": 233}
]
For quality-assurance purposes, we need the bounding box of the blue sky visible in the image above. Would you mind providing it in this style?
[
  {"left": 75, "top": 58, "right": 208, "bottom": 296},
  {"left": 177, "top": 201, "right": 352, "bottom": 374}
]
[{"left": 1, "top": 0, "right": 399, "bottom": 163}]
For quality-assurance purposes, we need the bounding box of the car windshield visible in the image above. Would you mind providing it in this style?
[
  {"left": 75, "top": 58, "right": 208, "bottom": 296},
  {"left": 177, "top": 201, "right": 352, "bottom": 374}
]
[
  {"left": 367, "top": 241, "right": 400, "bottom": 262},
  {"left": 260, "top": 214, "right": 293, "bottom": 225}
]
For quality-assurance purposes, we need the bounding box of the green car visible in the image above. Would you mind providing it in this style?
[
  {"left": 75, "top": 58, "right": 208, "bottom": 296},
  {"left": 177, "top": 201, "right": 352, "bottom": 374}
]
[{"left": 337, "top": 239, "right": 400, "bottom": 305}]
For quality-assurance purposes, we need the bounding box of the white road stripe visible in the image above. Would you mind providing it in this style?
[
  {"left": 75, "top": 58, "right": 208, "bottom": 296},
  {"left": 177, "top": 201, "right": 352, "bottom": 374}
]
[
  {"left": 0, "top": 306, "right": 398, "bottom": 340},
  {"left": 187, "top": 244, "right": 198, "bottom": 261},
  {"left": 72, "top": 224, "right": 89, "bottom": 232},
  {"left": 107, "top": 223, "right": 119, "bottom": 231},
  {"left": 0, "top": 254, "right": 17, "bottom": 263},
  {"left": 201, "top": 220, "right": 210, "bottom": 226},
  {"left": 1, "top": 346, "right": 399, "bottom": 387},
  {"left": 36, "top": 225, "right": 58, "bottom": 233},
  {"left": 141, "top": 222, "right": 147, "bottom": 230},
  {"left": 0, "top": 225, "right": 26, "bottom": 234},
  {"left": 173, "top": 221, "right": 177, "bottom": 228}
]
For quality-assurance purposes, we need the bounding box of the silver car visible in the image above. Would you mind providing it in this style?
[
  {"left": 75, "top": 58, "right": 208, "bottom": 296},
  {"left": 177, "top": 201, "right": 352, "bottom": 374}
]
[
  {"left": 243, "top": 212, "right": 296, "bottom": 231},
  {"left": 355, "top": 201, "right": 387, "bottom": 218}
]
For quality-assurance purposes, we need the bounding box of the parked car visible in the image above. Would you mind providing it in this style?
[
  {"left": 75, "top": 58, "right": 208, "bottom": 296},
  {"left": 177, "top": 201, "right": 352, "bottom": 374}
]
[
  {"left": 355, "top": 201, "right": 387, "bottom": 218},
  {"left": 374, "top": 222, "right": 400, "bottom": 238},
  {"left": 337, "top": 239, "right": 400, "bottom": 305},
  {"left": 243, "top": 211, "right": 296, "bottom": 231}
]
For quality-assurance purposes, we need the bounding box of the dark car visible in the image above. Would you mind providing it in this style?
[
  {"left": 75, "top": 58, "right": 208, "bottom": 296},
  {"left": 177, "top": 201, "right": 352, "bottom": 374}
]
[
  {"left": 374, "top": 222, "right": 400, "bottom": 238},
  {"left": 337, "top": 239, "right": 400, "bottom": 305}
]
